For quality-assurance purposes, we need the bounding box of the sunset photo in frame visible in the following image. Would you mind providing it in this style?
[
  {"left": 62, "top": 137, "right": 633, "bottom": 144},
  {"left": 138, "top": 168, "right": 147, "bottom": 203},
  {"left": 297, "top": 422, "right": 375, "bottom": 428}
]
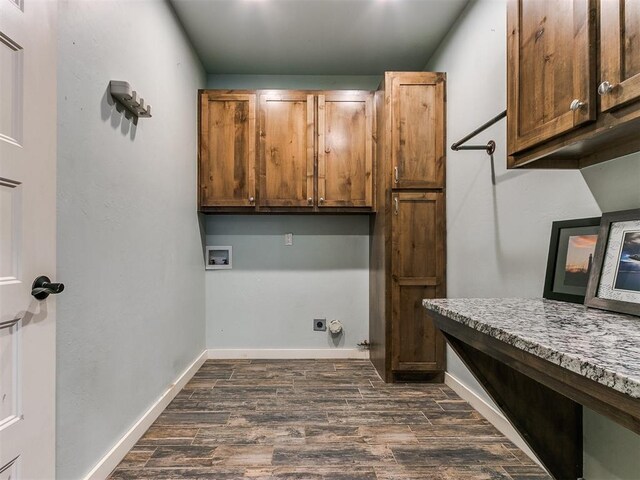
[
  {"left": 585, "top": 209, "right": 640, "bottom": 317},
  {"left": 543, "top": 217, "right": 601, "bottom": 304}
]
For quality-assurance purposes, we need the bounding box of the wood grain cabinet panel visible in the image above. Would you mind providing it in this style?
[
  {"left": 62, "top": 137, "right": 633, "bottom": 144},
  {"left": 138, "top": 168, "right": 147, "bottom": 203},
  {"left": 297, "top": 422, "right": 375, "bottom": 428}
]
[
  {"left": 391, "top": 192, "right": 446, "bottom": 374},
  {"left": 507, "top": 0, "right": 640, "bottom": 168},
  {"left": 392, "top": 284, "right": 445, "bottom": 372},
  {"left": 317, "top": 92, "right": 373, "bottom": 208},
  {"left": 507, "top": 0, "right": 596, "bottom": 155},
  {"left": 600, "top": 0, "right": 640, "bottom": 111},
  {"left": 199, "top": 92, "right": 256, "bottom": 208},
  {"left": 389, "top": 72, "right": 445, "bottom": 189},
  {"left": 258, "top": 92, "right": 315, "bottom": 208},
  {"left": 392, "top": 192, "right": 444, "bottom": 280}
]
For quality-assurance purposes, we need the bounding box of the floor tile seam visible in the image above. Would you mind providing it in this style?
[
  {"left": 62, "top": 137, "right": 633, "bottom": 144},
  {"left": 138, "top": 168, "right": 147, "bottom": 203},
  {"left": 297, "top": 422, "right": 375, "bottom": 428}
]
[
  {"left": 138, "top": 447, "right": 157, "bottom": 469},
  {"left": 190, "top": 428, "right": 201, "bottom": 446},
  {"left": 496, "top": 465, "right": 516, "bottom": 479}
]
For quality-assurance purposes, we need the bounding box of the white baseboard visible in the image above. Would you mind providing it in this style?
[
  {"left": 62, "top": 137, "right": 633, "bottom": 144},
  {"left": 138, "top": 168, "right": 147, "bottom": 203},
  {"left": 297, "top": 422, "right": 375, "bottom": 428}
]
[
  {"left": 207, "top": 348, "right": 369, "bottom": 360},
  {"left": 444, "top": 372, "right": 544, "bottom": 469},
  {"left": 83, "top": 350, "right": 208, "bottom": 480}
]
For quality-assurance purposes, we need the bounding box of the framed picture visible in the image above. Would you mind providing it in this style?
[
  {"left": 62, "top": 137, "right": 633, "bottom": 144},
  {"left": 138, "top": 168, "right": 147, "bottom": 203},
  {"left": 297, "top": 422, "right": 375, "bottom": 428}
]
[
  {"left": 585, "top": 209, "right": 640, "bottom": 316},
  {"left": 205, "top": 246, "right": 232, "bottom": 270},
  {"left": 543, "top": 217, "right": 601, "bottom": 304}
]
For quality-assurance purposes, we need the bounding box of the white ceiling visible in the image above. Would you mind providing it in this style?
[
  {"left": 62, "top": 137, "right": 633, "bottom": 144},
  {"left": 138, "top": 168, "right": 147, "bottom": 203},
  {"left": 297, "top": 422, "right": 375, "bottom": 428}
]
[{"left": 169, "top": 0, "right": 470, "bottom": 75}]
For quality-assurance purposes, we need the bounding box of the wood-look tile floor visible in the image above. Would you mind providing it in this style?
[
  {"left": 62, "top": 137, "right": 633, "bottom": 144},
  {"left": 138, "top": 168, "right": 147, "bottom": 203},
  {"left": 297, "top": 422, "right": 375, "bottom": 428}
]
[{"left": 109, "top": 360, "right": 551, "bottom": 479}]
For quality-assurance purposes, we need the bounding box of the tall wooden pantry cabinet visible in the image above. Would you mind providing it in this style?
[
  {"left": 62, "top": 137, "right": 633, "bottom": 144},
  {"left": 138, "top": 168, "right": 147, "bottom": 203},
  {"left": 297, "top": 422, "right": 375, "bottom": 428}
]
[{"left": 370, "top": 72, "right": 447, "bottom": 383}]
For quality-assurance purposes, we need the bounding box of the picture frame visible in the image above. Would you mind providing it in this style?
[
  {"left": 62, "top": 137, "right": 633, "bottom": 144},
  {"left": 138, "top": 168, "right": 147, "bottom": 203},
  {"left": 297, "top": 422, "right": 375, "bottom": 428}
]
[
  {"left": 585, "top": 209, "right": 640, "bottom": 317},
  {"left": 205, "top": 246, "right": 232, "bottom": 270},
  {"left": 543, "top": 217, "right": 601, "bottom": 304}
]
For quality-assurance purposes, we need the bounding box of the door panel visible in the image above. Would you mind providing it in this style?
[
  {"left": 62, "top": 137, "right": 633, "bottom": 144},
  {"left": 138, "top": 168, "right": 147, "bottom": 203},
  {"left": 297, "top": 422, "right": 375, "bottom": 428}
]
[
  {"left": 390, "top": 73, "right": 445, "bottom": 189},
  {"left": 258, "top": 92, "right": 314, "bottom": 208},
  {"left": 392, "top": 192, "right": 445, "bottom": 280},
  {"left": 392, "top": 283, "right": 445, "bottom": 371},
  {"left": 199, "top": 92, "right": 256, "bottom": 207},
  {"left": 507, "top": 0, "right": 596, "bottom": 154},
  {"left": 317, "top": 92, "right": 373, "bottom": 208},
  {"left": 391, "top": 192, "right": 446, "bottom": 372},
  {"left": 0, "top": 0, "right": 57, "bottom": 477},
  {"left": 0, "top": 33, "right": 23, "bottom": 147},
  {"left": 600, "top": 0, "right": 640, "bottom": 111}
]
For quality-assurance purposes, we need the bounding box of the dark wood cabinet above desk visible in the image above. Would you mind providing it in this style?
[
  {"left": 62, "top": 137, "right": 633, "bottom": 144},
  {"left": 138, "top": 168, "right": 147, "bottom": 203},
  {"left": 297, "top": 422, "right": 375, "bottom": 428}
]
[{"left": 507, "top": 0, "right": 640, "bottom": 169}]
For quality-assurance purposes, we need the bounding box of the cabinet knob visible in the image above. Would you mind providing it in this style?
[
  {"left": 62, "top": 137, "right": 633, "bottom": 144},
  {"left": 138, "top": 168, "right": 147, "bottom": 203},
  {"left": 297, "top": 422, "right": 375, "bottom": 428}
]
[
  {"left": 249, "top": 196, "right": 255, "bottom": 203},
  {"left": 569, "top": 99, "right": 585, "bottom": 112},
  {"left": 308, "top": 197, "right": 313, "bottom": 205},
  {"left": 319, "top": 197, "right": 324, "bottom": 205},
  {"left": 598, "top": 81, "right": 614, "bottom": 96}
]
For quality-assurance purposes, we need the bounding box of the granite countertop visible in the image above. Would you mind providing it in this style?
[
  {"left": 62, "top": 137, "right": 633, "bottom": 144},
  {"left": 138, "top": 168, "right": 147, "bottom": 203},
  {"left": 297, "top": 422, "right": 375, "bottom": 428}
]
[{"left": 422, "top": 298, "right": 640, "bottom": 399}]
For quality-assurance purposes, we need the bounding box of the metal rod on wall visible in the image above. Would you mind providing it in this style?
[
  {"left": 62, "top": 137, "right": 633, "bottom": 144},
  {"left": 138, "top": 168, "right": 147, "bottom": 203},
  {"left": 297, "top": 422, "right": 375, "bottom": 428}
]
[
  {"left": 450, "top": 110, "right": 506, "bottom": 155},
  {"left": 451, "top": 110, "right": 506, "bottom": 185}
]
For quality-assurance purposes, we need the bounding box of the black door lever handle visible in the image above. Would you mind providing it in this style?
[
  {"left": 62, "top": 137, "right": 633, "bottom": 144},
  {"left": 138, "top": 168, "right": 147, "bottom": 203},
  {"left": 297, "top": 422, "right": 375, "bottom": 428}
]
[{"left": 32, "top": 276, "right": 65, "bottom": 300}]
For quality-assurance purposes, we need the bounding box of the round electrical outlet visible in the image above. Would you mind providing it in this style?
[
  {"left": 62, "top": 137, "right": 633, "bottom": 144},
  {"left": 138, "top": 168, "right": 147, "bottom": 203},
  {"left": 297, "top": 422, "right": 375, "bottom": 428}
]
[{"left": 313, "top": 318, "right": 327, "bottom": 331}]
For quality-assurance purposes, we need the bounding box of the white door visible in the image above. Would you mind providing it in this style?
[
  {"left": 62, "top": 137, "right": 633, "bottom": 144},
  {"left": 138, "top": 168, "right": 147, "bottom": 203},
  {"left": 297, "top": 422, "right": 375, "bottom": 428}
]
[{"left": 0, "top": 0, "right": 57, "bottom": 478}]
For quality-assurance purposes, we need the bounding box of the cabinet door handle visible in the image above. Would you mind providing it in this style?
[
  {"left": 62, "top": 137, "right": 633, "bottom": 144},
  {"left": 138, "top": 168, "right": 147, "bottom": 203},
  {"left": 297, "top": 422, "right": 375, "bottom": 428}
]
[
  {"left": 249, "top": 196, "right": 255, "bottom": 204},
  {"left": 598, "top": 81, "right": 614, "bottom": 96},
  {"left": 394, "top": 197, "right": 399, "bottom": 215},
  {"left": 308, "top": 197, "right": 313, "bottom": 205},
  {"left": 319, "top": 197, "right": 324, "bottom": 205},
  {"left": 569, "top": 99, "right": 585, "bottom": 112},
  {"left": 394, "top": 166, "right": 399, "bottom": 184}
]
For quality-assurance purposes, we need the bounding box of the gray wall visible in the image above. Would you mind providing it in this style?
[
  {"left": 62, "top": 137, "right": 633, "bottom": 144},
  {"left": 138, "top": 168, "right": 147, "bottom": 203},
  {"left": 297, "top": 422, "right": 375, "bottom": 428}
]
[
  {"left": 207, "top": 74, "right": 380, "bottom": 90},
  {"left": 205, "top": 215, "right": 369, "bottom": 350},
  {"left": 425, "top": 0, "right": 640, "bottom": 478},
  {"left": 56, "top": 1, "right": 206, "bottom": 478}
]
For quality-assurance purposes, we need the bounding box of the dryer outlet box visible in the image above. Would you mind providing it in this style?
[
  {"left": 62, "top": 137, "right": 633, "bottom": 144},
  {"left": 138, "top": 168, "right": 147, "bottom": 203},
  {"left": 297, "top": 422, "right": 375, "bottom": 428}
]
[{"left": 313, "top": 318, "right": 326, "bottom": 331}]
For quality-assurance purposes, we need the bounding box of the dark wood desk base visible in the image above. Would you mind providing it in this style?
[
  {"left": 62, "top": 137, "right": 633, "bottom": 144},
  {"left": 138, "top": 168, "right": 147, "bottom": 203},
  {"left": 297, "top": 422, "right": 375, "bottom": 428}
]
[{"left": 430, "top": 311, "right": 640, "bottom": 480}]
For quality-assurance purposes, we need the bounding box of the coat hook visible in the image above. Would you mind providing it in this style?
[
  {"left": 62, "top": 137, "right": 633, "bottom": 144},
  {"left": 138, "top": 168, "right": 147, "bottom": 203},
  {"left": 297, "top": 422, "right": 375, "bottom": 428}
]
[{"left": 109, "top": 81, "right": 153, "bottom": 119}]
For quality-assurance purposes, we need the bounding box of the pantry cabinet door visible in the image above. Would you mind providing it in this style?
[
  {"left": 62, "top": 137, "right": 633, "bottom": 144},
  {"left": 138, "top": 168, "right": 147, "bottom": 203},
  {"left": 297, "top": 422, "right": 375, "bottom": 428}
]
[
  {"left": 389, "top": 72, "right": 445, "bottom": 189},
  {"left": 317, "top": 92, "right": 373, "bottom": 209},
  {"left": 199, "top": 92, "right": 256, "bottom": 208},
  {"left": 258, "top": 92, "right": 315, "bottom": 208},
  {"left": 600, "top": 0, "right": 640, "bottom": 111},
  {"left": 391, "top": 192, "right": 446, "bottom": 373},
  {"left": 507, "top": 0, "right": 596, "bottom": 155}
]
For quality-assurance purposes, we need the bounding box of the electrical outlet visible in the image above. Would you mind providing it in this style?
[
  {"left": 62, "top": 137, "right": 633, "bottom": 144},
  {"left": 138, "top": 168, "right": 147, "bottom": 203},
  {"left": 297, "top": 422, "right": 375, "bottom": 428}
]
[
  {"left": 313, "top": 318, "right": 326, "bottom": 331},
  {"left": 285, "top": 233, "right": 293, "bottom": 246}
]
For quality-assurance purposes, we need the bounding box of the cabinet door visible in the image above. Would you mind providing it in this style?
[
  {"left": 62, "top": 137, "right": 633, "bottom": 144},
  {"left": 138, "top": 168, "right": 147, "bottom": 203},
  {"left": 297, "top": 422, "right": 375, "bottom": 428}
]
[
  {"left": 391, "top": 283, "right": 446, "bottom": 373},
  {"left": 258, "top": 92, "right": 315, "bottom": 208},
  {"left": 391, "top": 192, "right": 446, "bottom": 372},
  {"left": 507, "top": 0, "right": 596, "bottom": 154},
  {"left": 199, "top": 92, "right": 256, "bottom": 208},
  {"left": 317, "top": 92, "right": 373, "bottom": 208},
  {"left": 390, "top": 73, "right": 445, "bottom": 189},
  {"left": 600, "top": 0, "right": 640, "bottom": 111}
]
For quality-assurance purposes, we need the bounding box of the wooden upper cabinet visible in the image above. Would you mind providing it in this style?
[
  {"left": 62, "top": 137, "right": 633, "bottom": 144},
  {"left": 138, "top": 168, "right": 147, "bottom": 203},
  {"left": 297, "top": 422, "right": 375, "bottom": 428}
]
[
  {"left": 507, "top": 0, "right": 596, "bottom": 155},
  {"left": 258, "top": 92, "right": 315, "bottom": 208},
  {"left": 600, "top": 0, "right": 640, "bottom": 112},
  {"left": 199, "top": 92, "right": 256, "bottom": 208},
  {"left": 317, "top": 92, "right": 373, "bottom": 208},
  {"left": 389, "top": 72, "right": 445, "bottom": 189}
]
